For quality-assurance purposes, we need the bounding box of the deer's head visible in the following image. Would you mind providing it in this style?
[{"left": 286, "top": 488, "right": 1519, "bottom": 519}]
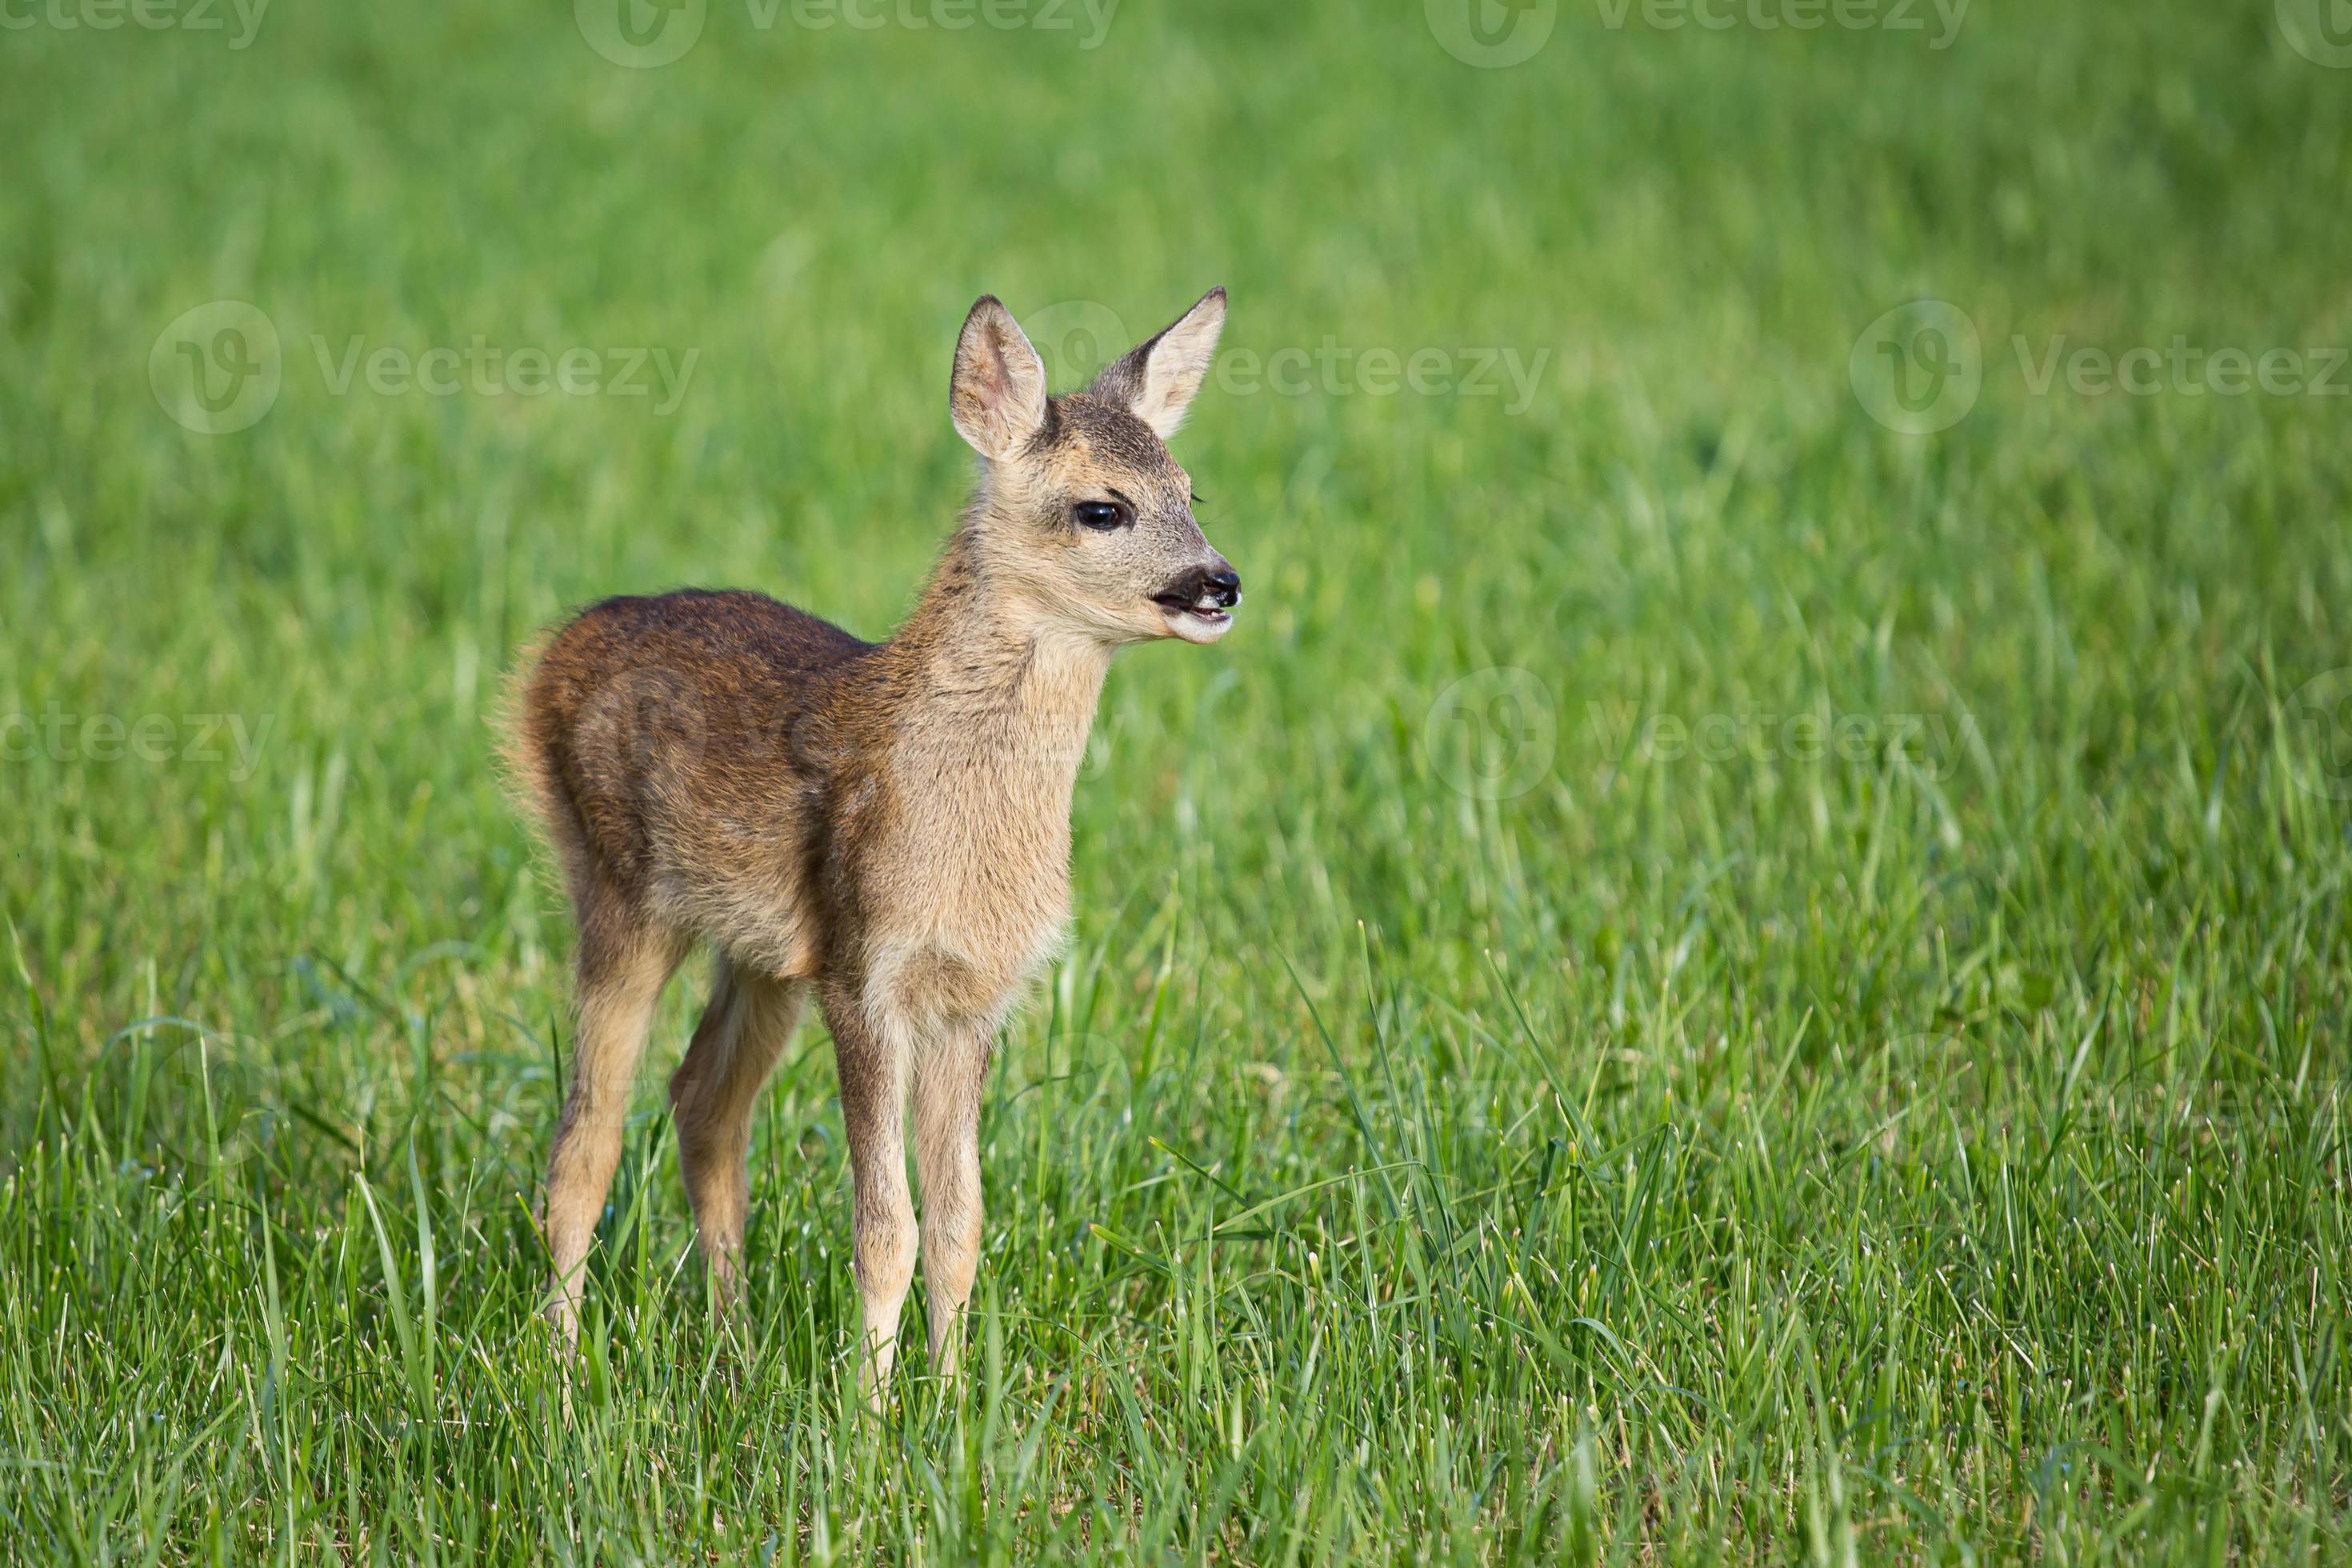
[{"left": 949, "top": 289, "right": 1240, "bottom": 647}]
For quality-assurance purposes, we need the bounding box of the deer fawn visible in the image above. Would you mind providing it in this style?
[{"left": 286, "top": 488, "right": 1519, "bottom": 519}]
[{"left": 510, "top": 289, "right": 1238, "bottom": 1401}]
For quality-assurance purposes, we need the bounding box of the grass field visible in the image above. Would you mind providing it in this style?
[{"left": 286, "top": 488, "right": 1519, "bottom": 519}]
[{"left": 4, "top": 0, "right": 2351, "bottom": 1559}]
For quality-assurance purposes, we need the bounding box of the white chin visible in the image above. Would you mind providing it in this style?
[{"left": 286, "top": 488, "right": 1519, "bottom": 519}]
[{"left": 1162, "top": 606, "right": 1234, "bottom": 644}]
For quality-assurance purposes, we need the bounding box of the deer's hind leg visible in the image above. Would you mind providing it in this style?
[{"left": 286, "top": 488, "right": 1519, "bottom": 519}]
[
  {"left": 670, "top": 955, "right": 806, "bottom": 1305},
  {"left": 543, "top": 884, "right": 688, "bottom": 1342}
]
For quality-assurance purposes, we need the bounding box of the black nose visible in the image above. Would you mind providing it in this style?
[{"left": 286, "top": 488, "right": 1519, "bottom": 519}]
[{"left": 1205, "top": 570, "right": 1242, "bottom": 608}]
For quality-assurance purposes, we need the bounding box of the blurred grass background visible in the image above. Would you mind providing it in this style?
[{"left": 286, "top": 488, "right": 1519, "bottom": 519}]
[{"left": 3, "top": 0, "right": 2350, "bottom": 1559}]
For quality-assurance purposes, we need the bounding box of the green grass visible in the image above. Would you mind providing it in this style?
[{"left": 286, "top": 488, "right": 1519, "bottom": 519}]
[{"left": 4, "top": 0, "right": 2351, "bottom": 1559}]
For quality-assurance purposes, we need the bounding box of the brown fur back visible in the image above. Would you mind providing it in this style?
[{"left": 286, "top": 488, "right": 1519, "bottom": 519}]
[{"left": 512, "top": 589, "right": 876, "bottom": 976}]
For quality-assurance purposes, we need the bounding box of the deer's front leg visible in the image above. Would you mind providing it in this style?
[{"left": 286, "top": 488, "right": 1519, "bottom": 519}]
[
  {"left": 823, "top": 991, "right": 915, "bottom": 1410},
  {"left": 914, "top": 1025, "right": 989, "bottom": 1382}
]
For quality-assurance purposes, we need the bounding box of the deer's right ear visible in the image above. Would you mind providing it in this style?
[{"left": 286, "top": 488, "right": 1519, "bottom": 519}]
[{"left": 950, "top": 296, "right": 1050, "bottom": 461}]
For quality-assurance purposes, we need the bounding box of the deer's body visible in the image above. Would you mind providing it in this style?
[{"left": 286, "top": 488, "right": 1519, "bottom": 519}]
[{"left": 510, "top": 291, "right": 1237, "bottom": 1398}]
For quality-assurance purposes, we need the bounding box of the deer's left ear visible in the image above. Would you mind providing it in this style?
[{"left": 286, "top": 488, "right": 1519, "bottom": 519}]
[{"left": 1090, "top": 287, "right": 1226, "bottom": 439}]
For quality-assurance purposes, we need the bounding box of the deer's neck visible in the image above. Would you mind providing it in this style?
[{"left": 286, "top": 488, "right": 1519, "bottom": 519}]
[{"left": 886, "top": 526, "right": 1112, "bottom": 798}]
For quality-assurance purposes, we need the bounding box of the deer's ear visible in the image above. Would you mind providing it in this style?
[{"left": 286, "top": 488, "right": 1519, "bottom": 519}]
[
  {"left": 950, "top": 296, "right": 1050, "bottom": 460},
  {"left": 1090, "top": 287, "right": 1226, "bottom": 439}
]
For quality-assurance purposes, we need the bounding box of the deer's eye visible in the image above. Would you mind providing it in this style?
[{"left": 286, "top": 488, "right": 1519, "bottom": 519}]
[{"left": 1074, "top": 500, "right": 1130, "bottom": 531}]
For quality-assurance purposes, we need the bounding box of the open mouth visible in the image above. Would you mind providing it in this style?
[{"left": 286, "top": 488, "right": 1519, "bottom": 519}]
[{"left": 1153, "top": 588, "right": 1236, "bottom": 639}]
